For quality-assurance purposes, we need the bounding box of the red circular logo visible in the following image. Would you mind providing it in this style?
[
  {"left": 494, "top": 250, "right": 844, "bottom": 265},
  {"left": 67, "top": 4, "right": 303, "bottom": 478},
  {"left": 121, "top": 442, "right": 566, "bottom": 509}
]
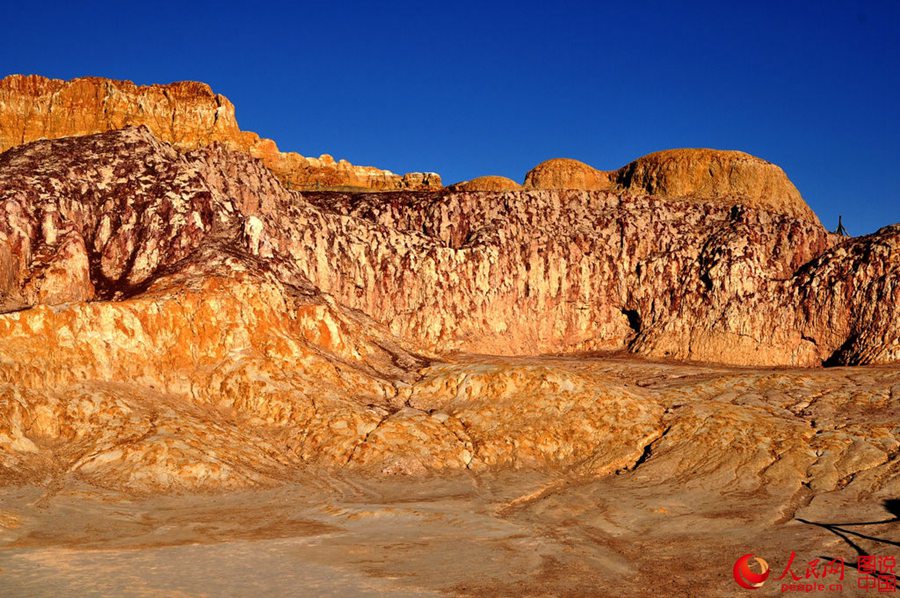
[{"left": 733, "top": 554, "right": 770, "bottom": 590}]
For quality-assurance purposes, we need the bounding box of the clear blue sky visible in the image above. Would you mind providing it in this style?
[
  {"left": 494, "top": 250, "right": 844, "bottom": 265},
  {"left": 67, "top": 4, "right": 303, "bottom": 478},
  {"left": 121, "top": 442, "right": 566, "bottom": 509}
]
[{"left": 2, "top": 1, "right": 898, "bottom": 233}]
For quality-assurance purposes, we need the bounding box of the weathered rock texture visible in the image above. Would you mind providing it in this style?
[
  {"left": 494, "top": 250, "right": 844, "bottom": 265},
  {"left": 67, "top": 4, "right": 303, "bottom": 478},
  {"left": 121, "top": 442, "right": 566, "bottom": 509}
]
[
  {"left": 0, "top": 78, "right": 896, "bottom": 598},
  {"left": 2, "top": 358, "right": 897, "bottom": 595},
  {"left": 0, "top": 122, "right": 896, "bottom": 494},
  {"left": 299, "top": 189, "right": 894, "bottom": 366},
  {"left": 0, "top": 126, "right": 896, "bottom": 364},
  {"left": 0, "top": 74, "right": 440, "bottom": 191},
  {"left": 525, "top": 150, "right": 818, "bottom": 223}
]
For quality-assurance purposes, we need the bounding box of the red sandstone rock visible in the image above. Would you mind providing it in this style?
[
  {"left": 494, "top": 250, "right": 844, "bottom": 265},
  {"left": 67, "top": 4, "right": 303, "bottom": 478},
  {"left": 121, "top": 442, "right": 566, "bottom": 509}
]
[{"left": 1, "top": 127, "right": 895, "bottom": 367}]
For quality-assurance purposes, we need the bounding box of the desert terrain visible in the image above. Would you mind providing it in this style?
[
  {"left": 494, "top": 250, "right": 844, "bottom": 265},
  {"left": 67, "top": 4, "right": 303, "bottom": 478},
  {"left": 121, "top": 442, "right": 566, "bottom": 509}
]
[{"left": 0, "top": 75, "right": 896, "bottom": 596}]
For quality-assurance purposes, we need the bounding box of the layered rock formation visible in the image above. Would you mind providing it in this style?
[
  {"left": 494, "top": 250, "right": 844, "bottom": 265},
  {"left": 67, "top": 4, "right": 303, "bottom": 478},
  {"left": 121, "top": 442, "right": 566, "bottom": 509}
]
[
  {"left": 0, "top": 107, "right": 896, "bottom": 496},
  {"left": 0, "top": 74, "right": 821, "bottom": 220},
  {"left": 0, "top": 126, "right": 896, "bottom": 364},
  {"left": 0, "top": 74, "right": 896, "bottom": 598},
  {"left": 0, "top": 74, "right": 440, "bottom": 191},
  {"left": 3, "top": 358, "right": 896, "bottom": 595}
]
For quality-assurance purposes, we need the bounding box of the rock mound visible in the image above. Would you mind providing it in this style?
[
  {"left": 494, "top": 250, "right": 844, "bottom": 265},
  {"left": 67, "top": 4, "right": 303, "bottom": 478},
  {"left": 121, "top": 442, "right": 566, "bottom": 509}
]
[
  {"left": 522, "top": 150, "right": 819, "bottom": 224},
  {"left": 449, "top": 176, "right": 521, "bottom": 191},
  {"left": 0, "top": 75, "right": 816, "bottom": 221},
  {"left": 616, "top": 148, "right": 816, "bottom": 222},
  {"left": 0, "top": 74, "right": 440, "bottom": 191},
  {"left": 523, "top": 158, "right": 614, "bottom": 190}
]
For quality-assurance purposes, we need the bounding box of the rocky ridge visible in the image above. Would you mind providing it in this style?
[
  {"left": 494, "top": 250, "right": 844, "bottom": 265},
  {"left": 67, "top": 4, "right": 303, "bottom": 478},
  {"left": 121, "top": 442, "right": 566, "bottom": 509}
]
[
  {"left": 0, "top": 75, "right": 824, "bottom": 222},
  {"left": 448, "top": 175, "right": 521, "bottom": 192},
  {"left": 0, "top": 74, "right": 441, "bottom": 191}
]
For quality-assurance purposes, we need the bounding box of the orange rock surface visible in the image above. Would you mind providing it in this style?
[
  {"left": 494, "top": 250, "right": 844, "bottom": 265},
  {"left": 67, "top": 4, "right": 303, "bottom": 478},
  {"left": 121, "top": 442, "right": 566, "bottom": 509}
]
[
  {"left": 0, "top": 75, "right": 896, "bottom": 598},
  {"left": 0, "top": 75, "right": 818, "bottom": 217}
]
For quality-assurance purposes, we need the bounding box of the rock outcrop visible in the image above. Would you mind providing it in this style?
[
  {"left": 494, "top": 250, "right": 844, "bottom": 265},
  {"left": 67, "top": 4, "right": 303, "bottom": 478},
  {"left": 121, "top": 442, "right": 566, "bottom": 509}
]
[
  {"left": 0, "top": 74, "right": 440, "bottom": 191},
  {"left": 2, "top": 358, "right": 898, "bottom": 596},
  {"left": 0, "top": 75, "right": 818, "bottom": 217},
  {"left": 0, "top": 77, "right": 896, "bottom": 598}
]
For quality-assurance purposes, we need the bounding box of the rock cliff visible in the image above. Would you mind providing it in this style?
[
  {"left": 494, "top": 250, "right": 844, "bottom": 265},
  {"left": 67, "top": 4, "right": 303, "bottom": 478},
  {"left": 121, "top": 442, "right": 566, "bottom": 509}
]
[
  {"left": 0, "top": 74, "right": 819, "bottom": 221},
  {"left": 0, "top": 74, "right": 441, "bottom": 191},
  {"left": 1, "top": 127, "right": 895, "bottom": 366}
]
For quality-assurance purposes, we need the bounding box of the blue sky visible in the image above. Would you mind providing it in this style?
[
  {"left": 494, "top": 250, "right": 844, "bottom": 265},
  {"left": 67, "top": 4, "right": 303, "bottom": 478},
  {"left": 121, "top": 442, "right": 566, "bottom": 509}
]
[{"left": 2, "top": 0, "right": 898, "bottom": 233}]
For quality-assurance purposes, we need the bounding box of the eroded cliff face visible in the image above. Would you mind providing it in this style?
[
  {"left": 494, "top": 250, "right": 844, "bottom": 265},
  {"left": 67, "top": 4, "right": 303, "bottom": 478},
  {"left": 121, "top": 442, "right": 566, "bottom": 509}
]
[
  {"left": 0, "top": 74, "right": 441, "bottom": 191},
  {"left": 1, "top": 126, "right": 896, "bottom": 365},
  {"left": 0, "top": 125, "right": 897, "bottom": 494}
]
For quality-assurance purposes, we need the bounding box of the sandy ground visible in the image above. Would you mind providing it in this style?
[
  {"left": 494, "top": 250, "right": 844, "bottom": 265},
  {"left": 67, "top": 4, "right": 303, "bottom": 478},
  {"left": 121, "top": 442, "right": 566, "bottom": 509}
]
[
  {"left": 0, "top": 472, "right": 896, "bottom": 596},
  {"left": 1, "top": 357, "right": 898, "bottom": 597}
]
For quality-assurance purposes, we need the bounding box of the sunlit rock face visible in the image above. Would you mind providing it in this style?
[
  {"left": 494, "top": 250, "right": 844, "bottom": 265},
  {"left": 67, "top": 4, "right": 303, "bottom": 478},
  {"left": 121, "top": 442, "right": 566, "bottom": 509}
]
[
  {"left": 0, "top": 74, "right": 441, "bottom": 191},
  {"left": 297, "top": 185, "right": 894, "bottom": 367},
  {"left": 0, "top": 73, "right": 820, "bottom": 218},
  {"left": 0, "top": 116, "right": 896, "bottom": 495}
]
